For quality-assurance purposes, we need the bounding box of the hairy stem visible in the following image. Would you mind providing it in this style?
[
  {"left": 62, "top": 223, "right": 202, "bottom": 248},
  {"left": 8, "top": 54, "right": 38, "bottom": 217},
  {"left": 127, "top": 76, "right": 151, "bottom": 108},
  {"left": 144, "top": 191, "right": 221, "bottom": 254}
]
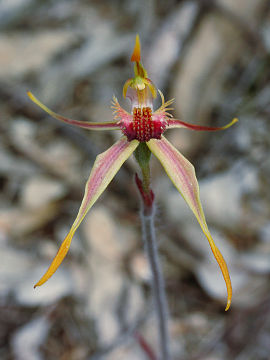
[
  {"left": 140, "top": 205, "right": 171, "bottom": 360},
  {"left": 134, "top": 143, "right": 171, "bottom": 360}
]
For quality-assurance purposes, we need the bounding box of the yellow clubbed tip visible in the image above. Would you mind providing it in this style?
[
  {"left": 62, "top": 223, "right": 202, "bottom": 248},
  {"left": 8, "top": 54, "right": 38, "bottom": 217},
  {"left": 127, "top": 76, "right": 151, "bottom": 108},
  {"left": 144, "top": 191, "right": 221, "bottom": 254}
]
[
  {"left": 131, "top": 34, "right": 141, "bottom": 62},
  {"left": 27, "top": 91, "right": 37, "bottom": 104},
  {"left": 222, "top": 117, "right": 238, "bottom": 129},
  {"left": 27, "top": 91, "right": 53, "bottom": 117}
]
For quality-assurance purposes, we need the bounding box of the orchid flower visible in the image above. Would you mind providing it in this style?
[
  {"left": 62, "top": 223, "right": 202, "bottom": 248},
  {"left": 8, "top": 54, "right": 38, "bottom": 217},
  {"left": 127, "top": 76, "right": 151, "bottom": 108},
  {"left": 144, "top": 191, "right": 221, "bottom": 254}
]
[{"left": 28, "top": 35, "right": 237, "bottom": 311}]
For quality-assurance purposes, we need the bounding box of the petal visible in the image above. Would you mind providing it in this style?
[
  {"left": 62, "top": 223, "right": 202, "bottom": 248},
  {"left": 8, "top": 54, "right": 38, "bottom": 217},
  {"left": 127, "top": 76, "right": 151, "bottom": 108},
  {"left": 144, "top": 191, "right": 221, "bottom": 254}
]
[
  {"left": 27, "top": 92, "right": 120, "bottom": 130},
  {"left": 123, "top": 78, "right": 133, "bottom": 98},
  {"left": 34, "top": 137, "right": 139, "bottom": 287},
  {"left": 144, "top": 78, "right": 157, "bottom": 99},
  {"left": 147, "top": 136, "right": 232, "bottom": 311},
  {"left": 166, "top": 117, "right": 238, "bottom": 131}
]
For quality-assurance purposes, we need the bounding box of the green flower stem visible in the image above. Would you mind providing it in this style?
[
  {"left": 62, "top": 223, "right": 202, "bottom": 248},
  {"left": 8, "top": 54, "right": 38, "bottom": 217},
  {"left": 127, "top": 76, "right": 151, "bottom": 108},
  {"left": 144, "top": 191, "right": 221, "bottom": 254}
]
[
  {"left": 135, "top": 143, "right": 171, "bottom": 360},
  {"left": 134, "top": 142, "right": 151, "bottom": 194}
]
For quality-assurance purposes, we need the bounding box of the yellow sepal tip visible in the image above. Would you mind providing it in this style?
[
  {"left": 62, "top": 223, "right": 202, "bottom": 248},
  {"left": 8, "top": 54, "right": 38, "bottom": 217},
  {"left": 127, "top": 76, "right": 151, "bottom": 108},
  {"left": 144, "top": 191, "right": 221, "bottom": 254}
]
[
  {"left": 33, "top": 230, "right": 74, "bottom": 288},
  {"left": 222, "top": 117, "right": 239, "bottom": 129},
  {"left": 27, "top": 91, "right": 34, "bottom": 101},
  {"left": 225, "top": 299, "right": 231, "bottom": 312},
  {"left": 27, "top": 91, "right": 54, "bottom": 117},
  {"left": 131, "top": 34, "right": 141, "bottom": 62}
]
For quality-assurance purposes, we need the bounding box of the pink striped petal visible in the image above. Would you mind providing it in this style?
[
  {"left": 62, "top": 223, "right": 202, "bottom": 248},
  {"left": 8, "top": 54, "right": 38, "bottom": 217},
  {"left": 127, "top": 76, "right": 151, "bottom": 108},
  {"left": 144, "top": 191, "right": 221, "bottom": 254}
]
[
  {"left": 27, "top": 92, "right": 120, "bottom": 130},
  {"left": 147, "top": 136, "right": 232, "bottom": 311},
  {"left": 167, "top": 118, "right": 238, "bottom": 131},
  {"left": 34, "top": 137, "right": 138, "bottom": 287}
]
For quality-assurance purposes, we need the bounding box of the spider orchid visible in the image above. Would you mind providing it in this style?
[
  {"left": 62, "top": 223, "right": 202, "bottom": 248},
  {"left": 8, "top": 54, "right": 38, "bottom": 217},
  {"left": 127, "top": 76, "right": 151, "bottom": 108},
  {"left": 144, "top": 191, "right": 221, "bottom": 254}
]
[{"left": 28, "top": 35, "right": 237, "bottom": 311}]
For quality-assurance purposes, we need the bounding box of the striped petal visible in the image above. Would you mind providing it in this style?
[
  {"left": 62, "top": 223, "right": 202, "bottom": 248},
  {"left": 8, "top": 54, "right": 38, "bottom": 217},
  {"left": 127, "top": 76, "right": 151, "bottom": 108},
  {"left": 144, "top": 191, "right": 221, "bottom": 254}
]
[
  {"left": 34, "top": 137, "right": 139, "bottom": 287},
  {"left": 27, "top": 92, "right": 120, "bottom": 130},
  {"left": 147, "top": 136, "right": 232, "bottom": 311},
  {"left": 167, "top": 117, "right": 238, "bottom": 131}
]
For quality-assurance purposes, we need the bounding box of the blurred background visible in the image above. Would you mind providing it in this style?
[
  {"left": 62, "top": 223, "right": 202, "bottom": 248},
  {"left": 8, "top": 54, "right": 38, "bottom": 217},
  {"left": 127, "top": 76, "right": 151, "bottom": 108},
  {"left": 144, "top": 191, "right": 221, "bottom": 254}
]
[{"left": 0, "top": 0, "right": 270, "bottom": 359}]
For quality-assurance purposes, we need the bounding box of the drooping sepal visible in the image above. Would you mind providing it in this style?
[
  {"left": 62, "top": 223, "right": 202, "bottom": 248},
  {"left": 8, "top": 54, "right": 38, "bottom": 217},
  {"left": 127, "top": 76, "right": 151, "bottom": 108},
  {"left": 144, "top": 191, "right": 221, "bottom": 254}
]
[
  {"left": 147, "top": 136, "right": 232, "bottom": 311},
  {"left": 34, "top": 137, "right": 139, "bottom": 287}
]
